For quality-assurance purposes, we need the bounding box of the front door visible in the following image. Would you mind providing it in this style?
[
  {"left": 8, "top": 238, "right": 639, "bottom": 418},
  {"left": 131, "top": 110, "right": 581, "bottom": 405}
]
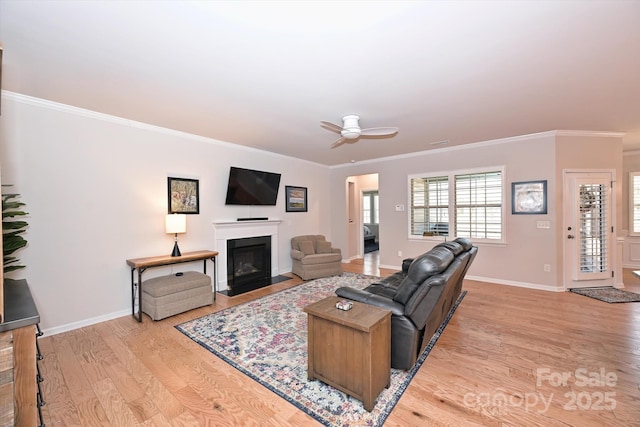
[{"left": 562, "top": 171, "right": 614, "bottom": 289}]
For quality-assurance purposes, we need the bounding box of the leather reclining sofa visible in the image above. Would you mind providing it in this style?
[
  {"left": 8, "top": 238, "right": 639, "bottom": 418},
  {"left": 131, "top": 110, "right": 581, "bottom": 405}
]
[{"left": 336, "top": 237, "right": 477, "bottom": 370}]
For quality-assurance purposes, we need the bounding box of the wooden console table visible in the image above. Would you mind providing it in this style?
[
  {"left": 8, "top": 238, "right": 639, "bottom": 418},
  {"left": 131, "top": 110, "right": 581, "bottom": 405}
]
[
  {"left": 303, "top": 296, "right": 391, "bottom": 411},
  {"left": 126, "top": 250, "right": 218, "bottom": 322},
  {"left": 1, "top": 279, "right": 44, "bottom": 427}
]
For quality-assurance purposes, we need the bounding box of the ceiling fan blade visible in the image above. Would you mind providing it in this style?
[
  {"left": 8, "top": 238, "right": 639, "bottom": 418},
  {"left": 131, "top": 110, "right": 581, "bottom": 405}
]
[
  {"left": 321, "top": 121, "right": 343, "bottom": 133},
  {"left": 330, "top": 136, "right": 347, "bottom": 148},
  {"left": 360, "top": 127, "right": 399, "bottom": 136}
]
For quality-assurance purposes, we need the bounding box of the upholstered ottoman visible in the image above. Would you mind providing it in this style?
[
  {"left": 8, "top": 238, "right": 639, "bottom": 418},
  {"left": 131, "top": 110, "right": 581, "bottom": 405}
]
[{"left": 142, "top": 271, "right": 212, "bottom": 320}]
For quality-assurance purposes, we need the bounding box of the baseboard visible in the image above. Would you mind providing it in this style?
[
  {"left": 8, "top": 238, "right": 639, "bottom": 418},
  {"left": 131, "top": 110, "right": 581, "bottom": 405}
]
[
  {"left": 379, "top": 263, "right": 400, "bottom": 270},
  {"left": 465, "top": 275, "right": 565, "bottom": 292},
  {"left": 42, "top": 308, "right": 130, "bottom": 337}
]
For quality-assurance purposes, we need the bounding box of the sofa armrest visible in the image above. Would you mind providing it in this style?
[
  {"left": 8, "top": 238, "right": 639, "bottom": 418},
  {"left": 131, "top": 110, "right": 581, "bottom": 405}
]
[
  {"left": 404, "top": 277, "right": 446, "bottom": 329},
  {"left": 402, "top": 258, "right": 414, "bottom": 272},
  {"left": 335, "top": 287, "right": 405, "bottom": 316},
  {"left": 331, "top": 248, "right": 341, "bottom": 255},
  {"left": 290, "top": 249, "right": 305, "bottom": 260}
]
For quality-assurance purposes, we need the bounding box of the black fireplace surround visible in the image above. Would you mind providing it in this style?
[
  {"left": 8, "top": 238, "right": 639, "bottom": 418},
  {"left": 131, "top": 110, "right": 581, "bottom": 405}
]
[{"left": 226, "top": 235, "right": 272, "bottom": 296}]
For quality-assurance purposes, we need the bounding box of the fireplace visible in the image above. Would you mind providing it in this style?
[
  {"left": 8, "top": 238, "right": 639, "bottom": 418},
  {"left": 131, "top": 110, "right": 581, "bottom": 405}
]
[
  {"left": 226, "top": 235, "right": 272, "bottom": 296},
  {"left": 213, "top": 219, "right": 281, "bottom": 295}
]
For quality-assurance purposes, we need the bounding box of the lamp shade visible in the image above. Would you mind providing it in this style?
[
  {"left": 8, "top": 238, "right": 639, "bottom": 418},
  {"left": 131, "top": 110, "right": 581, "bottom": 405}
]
[{"left": 165, "top": 214, "right": 186, "bottom": 234}]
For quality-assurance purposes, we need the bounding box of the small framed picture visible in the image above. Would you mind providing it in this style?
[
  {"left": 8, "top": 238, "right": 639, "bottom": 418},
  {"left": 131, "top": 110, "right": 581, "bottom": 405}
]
[
  {"left": 285, "top": 186, "right": 307, "bottom": 212},
  {"left": 168, "top": 177, "right": 199, "bottom": 214},
  {"left": 512, "top": 180, "right": 547, "bottom": 214}
]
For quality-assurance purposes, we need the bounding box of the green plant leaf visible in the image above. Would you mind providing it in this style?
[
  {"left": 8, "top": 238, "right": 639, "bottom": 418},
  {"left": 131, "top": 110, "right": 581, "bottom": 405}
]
[
  {"left": 3, "top": 257, "right": 20, "bottom": 266},
  {"left": 3, "top": 220, "right": 28, "bottom": 230},
  {"left": 2, "top": 199, "right": 25, "bottom": 208},
  {"left": 1, "top": 191, "right": 28, "bottom": 272},
  {"left": 3, "top": 229, "right": 25, "bottom": 237},
  {"left": 4, "top": 265, "right": 25, "bottom": 273},
  {"left": 3, "top": 211, "right": 28, "bottom": 219},
  {"left": 4, "top": 238, "right": 27, "bottom": 255}
]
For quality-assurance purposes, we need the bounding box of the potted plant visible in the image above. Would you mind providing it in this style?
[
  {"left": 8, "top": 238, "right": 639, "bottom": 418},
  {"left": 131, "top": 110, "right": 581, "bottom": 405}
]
[{"left": 2, "top": 190, "right": 28, "bottom": 273}]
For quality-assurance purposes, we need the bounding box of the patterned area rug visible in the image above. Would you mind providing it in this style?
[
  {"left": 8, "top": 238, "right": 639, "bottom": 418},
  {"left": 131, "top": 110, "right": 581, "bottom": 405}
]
[
  {"left": 569, "top": 286, "right": 640, "bottom": 303},
  {"left": 176, "top": 272, "right": 466, "bottom": 427}
]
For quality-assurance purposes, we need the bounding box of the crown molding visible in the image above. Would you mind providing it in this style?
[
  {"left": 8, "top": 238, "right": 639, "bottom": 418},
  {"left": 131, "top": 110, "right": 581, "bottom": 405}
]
[
  {"left": 1, "top": 90, "right": 328, "bottom": 168},
  {"left": 331, "top": 130, "right": 626, "bottom": 169}
]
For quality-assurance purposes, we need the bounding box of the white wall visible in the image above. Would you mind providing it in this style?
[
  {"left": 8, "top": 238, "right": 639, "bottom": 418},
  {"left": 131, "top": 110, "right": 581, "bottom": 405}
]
[
  {"left": 0, "top": 93, "right": 331, "bottom": 333},
  {"left": 555, "top": 134, "right": 624, "bottom": 286},
  {"left": 330, "top": 131, "right": 623, "bottom": 292}
]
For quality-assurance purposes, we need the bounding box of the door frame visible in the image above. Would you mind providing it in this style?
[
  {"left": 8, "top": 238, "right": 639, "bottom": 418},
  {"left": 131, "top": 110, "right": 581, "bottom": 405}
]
[
  {"left": 360, "top": 187, "right": 379, "bottom": 256},
  {"left": 561, "top": 168, "right": 617, "bottom": 290}
]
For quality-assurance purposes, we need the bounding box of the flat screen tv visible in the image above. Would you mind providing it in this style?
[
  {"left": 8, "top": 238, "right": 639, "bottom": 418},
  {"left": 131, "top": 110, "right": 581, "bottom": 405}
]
[{"left": 225, "top": 167, "right": 282, "bottom": 206}]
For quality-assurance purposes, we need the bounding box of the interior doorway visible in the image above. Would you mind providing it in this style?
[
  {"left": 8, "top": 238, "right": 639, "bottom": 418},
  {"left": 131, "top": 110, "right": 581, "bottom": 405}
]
[
  {"left": 363, "top": 190, "right": 379, "bottom": 254},
  {"left": 346, "top": 173, "right": 379, "bottom": 259}
]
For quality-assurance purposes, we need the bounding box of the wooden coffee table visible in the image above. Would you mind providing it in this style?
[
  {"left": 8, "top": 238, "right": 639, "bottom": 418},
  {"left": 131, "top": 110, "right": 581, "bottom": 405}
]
[{"left": 303, "top": 296, "right": 391, "bottom": 411}]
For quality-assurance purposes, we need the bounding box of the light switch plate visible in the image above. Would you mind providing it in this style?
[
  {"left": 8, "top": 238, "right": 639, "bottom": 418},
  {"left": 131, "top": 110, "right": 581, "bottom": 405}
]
[
  {"left": 537, "top": 221, "right": 550, "bottom": 229},
  {"left": 395, "top": 204, "right": 405, "bottom": 212}
]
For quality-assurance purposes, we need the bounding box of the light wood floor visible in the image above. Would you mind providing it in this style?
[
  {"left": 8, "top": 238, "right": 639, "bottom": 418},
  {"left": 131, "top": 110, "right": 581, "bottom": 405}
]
[{"left": 39, "top": 254, "right": 640, "bottom": 426}]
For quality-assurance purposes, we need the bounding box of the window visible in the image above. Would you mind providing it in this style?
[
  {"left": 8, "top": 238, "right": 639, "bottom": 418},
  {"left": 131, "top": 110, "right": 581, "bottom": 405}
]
[
  {"left": 363, "top": 191, "right": 379, "bottom": 224},
  {"left": 629, "top": 172, "right": 640, "bottom": 235},
  {"left": 409, "top": 168, "right": 504, "bottom": 242},
  {"left": 410, "top": 176, "right": 449, "bottom": 236},
  {"left": 455, "top": 171, "right": 503, "bottom": 239}
]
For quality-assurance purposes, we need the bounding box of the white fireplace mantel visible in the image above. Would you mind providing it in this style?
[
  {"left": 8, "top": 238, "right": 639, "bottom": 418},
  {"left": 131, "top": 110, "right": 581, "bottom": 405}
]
[{"left": 213, "top": 219, "right": 282, "bottom": 291}]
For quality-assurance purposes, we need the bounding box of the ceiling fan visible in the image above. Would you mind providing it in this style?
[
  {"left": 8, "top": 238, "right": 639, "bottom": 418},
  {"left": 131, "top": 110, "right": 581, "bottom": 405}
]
[{"left": 321, "top": 114, "right": 399, "bottom": 148}]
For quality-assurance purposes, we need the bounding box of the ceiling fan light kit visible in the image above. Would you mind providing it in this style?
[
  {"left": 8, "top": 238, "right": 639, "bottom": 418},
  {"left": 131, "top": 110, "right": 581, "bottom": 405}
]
[{"left": 321, "top": 114, "right": 399, "bottom": 148}]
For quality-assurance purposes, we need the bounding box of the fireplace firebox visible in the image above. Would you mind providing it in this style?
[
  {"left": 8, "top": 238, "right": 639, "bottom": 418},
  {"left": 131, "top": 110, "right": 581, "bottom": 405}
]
[{"left": 226, "top": 235, "right": 272, "bottom": 296}]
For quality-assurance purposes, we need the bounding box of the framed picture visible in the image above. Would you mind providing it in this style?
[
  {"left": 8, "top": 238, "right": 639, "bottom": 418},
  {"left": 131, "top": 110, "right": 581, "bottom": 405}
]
[
  {"left": 512, "top": 180, "right": 547, "bottom": 214},
  {"left": 168, "top": 177, "right": 199, "bottom": 214},
  {"left": 285, "top": 186, "right": 307, "bottom": 212}
]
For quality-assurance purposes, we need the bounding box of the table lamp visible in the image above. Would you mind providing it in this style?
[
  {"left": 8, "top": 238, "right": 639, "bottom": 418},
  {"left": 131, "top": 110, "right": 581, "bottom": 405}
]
[{"left": 165, "top": 213, "right": 186, "bottom": 257}]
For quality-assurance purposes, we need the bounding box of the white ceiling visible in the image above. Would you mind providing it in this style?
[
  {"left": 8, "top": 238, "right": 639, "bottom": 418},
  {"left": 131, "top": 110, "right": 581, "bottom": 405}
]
[{"left": 1, "top": 0, "right": 639, "bottom": 166}]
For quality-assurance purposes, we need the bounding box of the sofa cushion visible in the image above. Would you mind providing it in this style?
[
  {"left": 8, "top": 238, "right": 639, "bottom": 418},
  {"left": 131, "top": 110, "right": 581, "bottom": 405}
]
[
  {"left": 299, "top": 252, "right": 342, "bottom": 265},
  {"left": 298, "top": 240, "right": 315, "bottom": 255},
  {"left": 434, "top": 241, "right": 463, "bottom": 256},
  {"left": 393, "top": 247, "right": 454, "bottom": 305},
  {"left": 453, "top": 237, "right": 473, "bottom": 251},
  {"left": 316, "top": 240, "right": 332, "bottom": 254}
]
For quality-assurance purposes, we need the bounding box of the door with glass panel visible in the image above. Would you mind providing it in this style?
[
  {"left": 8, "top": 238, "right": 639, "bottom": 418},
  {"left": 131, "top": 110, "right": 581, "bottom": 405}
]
[{"left": 563, "top": 171, "right": 614, "bottom": 289}]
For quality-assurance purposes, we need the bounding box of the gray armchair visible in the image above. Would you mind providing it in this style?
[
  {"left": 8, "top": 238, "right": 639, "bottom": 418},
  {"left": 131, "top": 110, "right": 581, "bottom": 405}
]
[{"left": 291, "top": 235, "right": 342, "bottom": 280}]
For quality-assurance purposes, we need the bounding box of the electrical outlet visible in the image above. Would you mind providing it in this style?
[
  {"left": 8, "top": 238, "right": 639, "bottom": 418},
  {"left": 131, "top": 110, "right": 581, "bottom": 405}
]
[
  {"left": 544, "top": 264, "right": 551, "bottom": 272},
  {"left": 398, "top": 250, "right": 403, "bottom": 257}
]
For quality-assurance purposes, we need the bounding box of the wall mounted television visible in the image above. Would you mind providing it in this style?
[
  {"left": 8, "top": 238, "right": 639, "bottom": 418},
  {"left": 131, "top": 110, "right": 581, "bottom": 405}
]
[{"left": 225, "top": 166, "right": 282, "bottom": 206}]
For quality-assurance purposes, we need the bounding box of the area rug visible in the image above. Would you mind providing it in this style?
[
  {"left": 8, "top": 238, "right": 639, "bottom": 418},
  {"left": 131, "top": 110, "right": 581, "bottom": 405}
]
[
  {"left": 175, "top": 272, "right": 466, "bottom": 427},
  {"left": 364, "top": 241, "right": 379, "bottom": 253},
  {"left": 569, "top": 286, "right": 640, "bottom": 303}
]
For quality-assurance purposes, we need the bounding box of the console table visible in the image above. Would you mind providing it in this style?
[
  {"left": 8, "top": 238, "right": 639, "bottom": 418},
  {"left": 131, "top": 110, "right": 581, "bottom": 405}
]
[
  {"left": 1, "top": 279, "right": 44, "bottom": 427},
  {"left": 126, "top": 250, "right": 218, "bottom": 322}
]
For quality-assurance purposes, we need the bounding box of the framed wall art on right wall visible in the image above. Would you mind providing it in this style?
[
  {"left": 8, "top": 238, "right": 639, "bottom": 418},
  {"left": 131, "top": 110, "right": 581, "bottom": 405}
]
[{"left": 512, "top": 180, "right": 547, "bottom": 214}]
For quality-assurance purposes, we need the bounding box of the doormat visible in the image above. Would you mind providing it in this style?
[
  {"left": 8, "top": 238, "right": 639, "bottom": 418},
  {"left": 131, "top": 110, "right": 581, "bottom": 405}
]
[{"left": 569, "top": 286, "right": 640, "bottom": 303}]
